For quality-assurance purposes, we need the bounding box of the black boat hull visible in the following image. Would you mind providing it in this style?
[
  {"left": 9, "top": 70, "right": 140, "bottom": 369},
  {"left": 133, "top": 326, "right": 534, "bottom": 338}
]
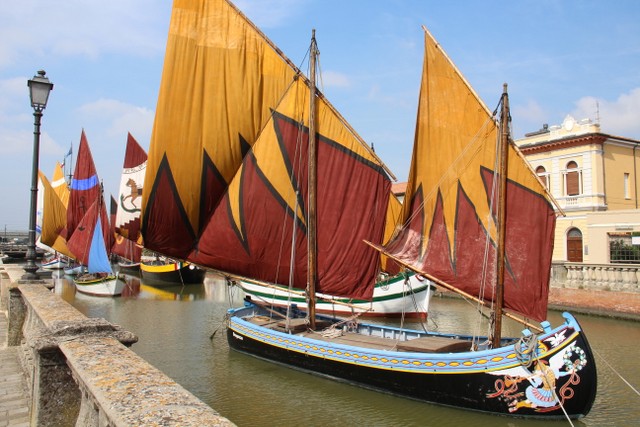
[{"left": 227, "top": 306, "right": 596, "bottom": 419}]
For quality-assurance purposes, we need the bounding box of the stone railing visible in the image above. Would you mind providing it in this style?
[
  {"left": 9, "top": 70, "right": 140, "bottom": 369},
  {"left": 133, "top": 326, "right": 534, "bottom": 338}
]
[
  {"left": 551, "top": 262, "right": 640, "bottom": 293},
  {"left": 4, "top": 280, "right": 234, "bottom": 426}
]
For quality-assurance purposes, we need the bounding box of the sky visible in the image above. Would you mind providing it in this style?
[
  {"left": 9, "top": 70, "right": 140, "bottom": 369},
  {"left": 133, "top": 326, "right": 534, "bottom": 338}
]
[{"left": 1, "top": 0, "right": 639, "bottom": 231}]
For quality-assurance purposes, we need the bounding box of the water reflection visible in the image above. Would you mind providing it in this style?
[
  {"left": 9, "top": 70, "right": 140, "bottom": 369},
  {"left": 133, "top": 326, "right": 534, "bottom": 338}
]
[
  {"left": 52, "top": 269, "right": 231, "bottom": 302},
  {"left": 53, "top": 271, "right": 640, "bottom": 427}
]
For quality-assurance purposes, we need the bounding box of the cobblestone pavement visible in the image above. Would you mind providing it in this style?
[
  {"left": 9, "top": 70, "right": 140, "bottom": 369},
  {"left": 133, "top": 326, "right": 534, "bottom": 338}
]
[{"left": 0, "top": 311, "right": 30, "bottom": 427}]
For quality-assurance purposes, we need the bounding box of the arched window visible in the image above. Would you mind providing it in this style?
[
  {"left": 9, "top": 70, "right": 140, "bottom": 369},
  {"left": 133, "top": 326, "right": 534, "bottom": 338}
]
[
  {"left": 567, "top": 227, "right": 583, "bottom": 262},
  {"left": 565, "top": 161, "right": 580, "bottom": 196},
  {"left": 535, "top": 165, "right": 549, "bottom": 189}
]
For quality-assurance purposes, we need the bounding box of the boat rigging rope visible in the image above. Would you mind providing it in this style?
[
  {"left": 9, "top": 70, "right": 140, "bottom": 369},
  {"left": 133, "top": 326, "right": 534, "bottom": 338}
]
[
  {"left": 514, "top": 333, "right": 575, "bottom": 426},
  {"left": 514, "top": 333, "right": 538, "bottom": 368},
  {"left": 592, "top": 346, "right": 640, "bottom": 397}
]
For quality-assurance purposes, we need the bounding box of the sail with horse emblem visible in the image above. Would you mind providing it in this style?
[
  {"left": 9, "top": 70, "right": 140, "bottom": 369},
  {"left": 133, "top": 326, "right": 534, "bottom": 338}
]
[{"left": 112, "top": 133, "right": 146, "bottom": 273}]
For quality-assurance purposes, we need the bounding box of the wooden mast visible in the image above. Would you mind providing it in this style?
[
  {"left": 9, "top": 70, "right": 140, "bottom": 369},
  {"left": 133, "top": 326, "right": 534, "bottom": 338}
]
[
  {"left": 492, "top": 83, "right": 510, "bottom": 348},
  {"left": 307, "top": 30, "right": 318, "bottom": 330}
]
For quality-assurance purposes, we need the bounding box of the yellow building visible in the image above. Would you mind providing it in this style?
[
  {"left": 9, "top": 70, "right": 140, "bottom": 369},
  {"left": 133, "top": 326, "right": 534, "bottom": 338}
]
[{"left": 515, "top": 115, "right": 640, "bottom": 264}]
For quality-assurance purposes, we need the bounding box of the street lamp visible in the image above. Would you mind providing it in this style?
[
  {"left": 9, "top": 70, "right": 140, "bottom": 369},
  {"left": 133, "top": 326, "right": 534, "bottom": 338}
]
[{"left": 22, "top": 70, "right": 53, "bottom": 280}]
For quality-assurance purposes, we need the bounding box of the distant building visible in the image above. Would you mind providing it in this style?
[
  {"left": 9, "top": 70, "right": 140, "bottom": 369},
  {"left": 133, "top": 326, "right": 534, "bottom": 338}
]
[
  {"left": 515, "top": 115, "right": 640, "bottom": 264},
  {"left": 391, "top": 182, "right": 407, "bottom": 203}
]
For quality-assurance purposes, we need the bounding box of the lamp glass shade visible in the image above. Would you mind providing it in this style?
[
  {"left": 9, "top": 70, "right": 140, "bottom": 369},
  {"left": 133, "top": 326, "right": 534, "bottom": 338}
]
[{"left": 28, "top": 71, "right": 53, "bottom": 110}]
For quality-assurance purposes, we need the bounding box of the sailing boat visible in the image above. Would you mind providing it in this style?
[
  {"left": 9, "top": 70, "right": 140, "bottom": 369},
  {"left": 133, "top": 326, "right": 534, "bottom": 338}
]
[
  {"left": 112, "top": 133, "right": 146, "bottom": 275},
  {"left": 65, "top": 131, "right": 123, "bottom": 296},
  {"left": 37, "top": 167, "right": 71, "bottom": 270},
  {"left": 141, "top": 0, "right": 432, "bottom": 317},
  {"left": 224, "top": 28, "right": 596, "bottom": 419}
]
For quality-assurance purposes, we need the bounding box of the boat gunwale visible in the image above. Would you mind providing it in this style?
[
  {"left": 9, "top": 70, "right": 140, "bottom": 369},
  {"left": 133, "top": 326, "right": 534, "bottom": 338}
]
[{"left": 228, "top": 304, "right": 585, "bottom": 371}]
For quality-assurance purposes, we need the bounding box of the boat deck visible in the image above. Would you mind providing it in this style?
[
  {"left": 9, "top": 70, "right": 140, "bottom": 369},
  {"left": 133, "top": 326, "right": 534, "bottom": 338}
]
[{"left": 246, "top": 315, "right": 472, "bottom": 353}]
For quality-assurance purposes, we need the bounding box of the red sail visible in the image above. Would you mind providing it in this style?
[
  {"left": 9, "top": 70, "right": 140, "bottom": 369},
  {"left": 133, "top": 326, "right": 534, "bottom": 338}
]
[
  {"left": 67, "top": 195, "right": 111, "bottom": 266},
  {"left": 190, "top": 80, "right": 390, "bottom": 300},
  {"left": 63, "top": 130, "right": 101, "bottom": 241}
]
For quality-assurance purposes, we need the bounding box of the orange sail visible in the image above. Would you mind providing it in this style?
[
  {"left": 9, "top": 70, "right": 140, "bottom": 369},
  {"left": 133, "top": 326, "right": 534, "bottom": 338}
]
[
  {"left": 51, "top": 161, "right": 69, "bottom": 208},
  {"left": 38, "top": 171, "right": 73, "bottom": 258},
  {"left": 384, "top": 30, "right": 556, "bottom": 321},
  {"left": 142, "top": 0, "right": 299, "bottom": 257}
]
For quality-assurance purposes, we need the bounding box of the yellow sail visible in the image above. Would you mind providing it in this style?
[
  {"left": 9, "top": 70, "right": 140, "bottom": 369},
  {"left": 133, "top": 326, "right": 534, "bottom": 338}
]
[
  {"left": 38, "top": 171, "right": 73, "bottom": 258},
  {"left": 142, "top": 0, "right": 299, "bottom": 257},
  {"left": 51, "top": 161, "right": 69, "bottom": 208}
]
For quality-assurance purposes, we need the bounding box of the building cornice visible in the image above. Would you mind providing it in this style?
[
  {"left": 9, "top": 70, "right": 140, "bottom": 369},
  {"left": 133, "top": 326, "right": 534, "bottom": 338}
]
[{"left": 518, "top": 134, "right": 608, "bottom": 154}]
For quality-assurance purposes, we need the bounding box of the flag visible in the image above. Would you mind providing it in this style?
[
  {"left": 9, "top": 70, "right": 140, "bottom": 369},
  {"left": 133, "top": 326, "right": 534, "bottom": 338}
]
[{"left": 61, "top": 144, "right": 72, "bottom": 167}]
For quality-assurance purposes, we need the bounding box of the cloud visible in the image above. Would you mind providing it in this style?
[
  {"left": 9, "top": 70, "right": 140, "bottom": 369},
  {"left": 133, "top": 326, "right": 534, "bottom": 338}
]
[
  {"left": 76, "top": 98, "right": 154, "bottom": 143},
  {"left": 320, "top": 70, "right": 350, "bottom": 88},
  {"left": 0, "top": 0, "right": 167, "bottom": 69},
  {"left": 572, "top": 88, "right": 640, "bottom": 138}
]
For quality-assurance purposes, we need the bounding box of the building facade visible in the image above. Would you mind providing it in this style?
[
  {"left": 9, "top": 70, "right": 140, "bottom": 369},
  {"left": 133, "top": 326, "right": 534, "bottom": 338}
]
[{"left": 515, "top": 115, "right": 640, "bottom": 264}]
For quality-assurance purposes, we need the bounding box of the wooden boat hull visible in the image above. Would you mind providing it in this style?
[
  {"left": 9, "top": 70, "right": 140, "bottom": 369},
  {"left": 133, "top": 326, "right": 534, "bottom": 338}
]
[
  {"left": 227, "top": 305, "right": 597, "bottom": 419},
  {"left": 140, "top": 262, "right": 205, "bottom": 286},
  {"left": 74, "top": 275, "right": 125, "bottom": 296},
  {"left": 239, "top": 272, "right": 434, "bottom": 318}
]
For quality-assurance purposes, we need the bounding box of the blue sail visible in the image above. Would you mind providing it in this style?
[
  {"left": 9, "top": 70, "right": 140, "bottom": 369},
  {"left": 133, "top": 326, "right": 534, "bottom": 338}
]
[{"left": 87, "top": 216, "right": 113, "bottom": 274}]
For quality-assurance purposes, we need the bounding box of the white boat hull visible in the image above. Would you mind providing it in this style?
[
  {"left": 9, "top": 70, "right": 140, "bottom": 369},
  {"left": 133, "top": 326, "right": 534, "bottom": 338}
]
[
  {"left": 74, "top": 276, "right": 125, "bottom": 296},
  {"left": 64, "top": 265, "right": 86, "bottom": 276},
  {"left": 239, "top": 272, "right": 434, "bottom": 318},
  {"left": 41, "top": 257, "right": 68, "bottom": 270}
]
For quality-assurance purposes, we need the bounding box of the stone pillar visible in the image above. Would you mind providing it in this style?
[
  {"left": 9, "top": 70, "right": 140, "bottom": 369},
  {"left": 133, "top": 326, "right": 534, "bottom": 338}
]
[
  {"left": 29, "top": 338, "right": 81, "bottom": 426},
  {"left": 8, "top": 286, "right": 26, "bottom": 346}
]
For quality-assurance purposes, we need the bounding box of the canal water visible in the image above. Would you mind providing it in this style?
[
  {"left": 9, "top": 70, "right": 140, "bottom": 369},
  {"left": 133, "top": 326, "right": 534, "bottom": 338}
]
[{"left": 52, "top": 271, "right": 639, "bottom": 426}]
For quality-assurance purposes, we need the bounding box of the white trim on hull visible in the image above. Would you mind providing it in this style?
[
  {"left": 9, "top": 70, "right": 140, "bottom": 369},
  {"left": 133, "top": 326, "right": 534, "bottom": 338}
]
[
  {"left": 239, "top": 273, "right": 434, "bottom": 318},
  {"left": 74, "top": 276, "right": 125, "bottom": 296}
]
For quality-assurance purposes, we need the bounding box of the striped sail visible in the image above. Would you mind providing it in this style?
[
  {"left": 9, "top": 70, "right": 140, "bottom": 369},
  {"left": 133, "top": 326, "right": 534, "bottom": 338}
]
[
  {"left": 190, "top": 78, "right": 391, "bottom": 299},
  {"left": 383, "top": 30, "right": 556, "bottom": 321}
]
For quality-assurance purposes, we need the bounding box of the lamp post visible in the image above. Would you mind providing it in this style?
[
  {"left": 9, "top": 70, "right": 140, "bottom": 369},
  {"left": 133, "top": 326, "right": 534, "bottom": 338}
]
[{"left": 22, "top": 70, "right": 53, "bottom": 280}]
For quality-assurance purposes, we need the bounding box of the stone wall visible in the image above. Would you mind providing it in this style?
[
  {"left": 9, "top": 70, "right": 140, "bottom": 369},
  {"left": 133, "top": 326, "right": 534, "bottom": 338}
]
[{"left": 1, "top": 268, "right": 234, "bottom": 427}]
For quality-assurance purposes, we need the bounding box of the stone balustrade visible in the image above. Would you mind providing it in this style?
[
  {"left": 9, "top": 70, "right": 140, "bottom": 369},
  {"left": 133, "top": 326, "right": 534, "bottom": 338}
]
[
  {"left": 5, "top": 280, "right": 234, "bottom": 426},
  {"left": 551, "top": 262, "right": 640, "bottom": 293}
]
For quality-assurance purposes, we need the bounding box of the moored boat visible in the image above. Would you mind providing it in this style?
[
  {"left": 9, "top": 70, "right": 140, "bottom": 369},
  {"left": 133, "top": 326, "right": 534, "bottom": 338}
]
[
  {"left": 140, "top": 258, "right": 205, "bottom": 286},
  {"left": 74, "top": 273, "right": 124, "bottom": 297},
  {"left": 40, "top": 255, "right": 68, "bottom": 270},
  {"left": 64, "top": 263, "right": 86, "bottom": 276},
  {"left": 238, "top": 271, "right": 433, "bottom": 318},
  {"left": 228, "top": 304, "right": 596, "bottom": 418},
  {"left": 66, "top": 132, "right": 122, "bottom": 296}
]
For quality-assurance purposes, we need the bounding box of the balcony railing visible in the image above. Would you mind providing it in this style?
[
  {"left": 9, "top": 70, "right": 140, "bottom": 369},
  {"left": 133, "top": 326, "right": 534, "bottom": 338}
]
[{"left": 551, "top": 262, "right": 640, "bottom": 293}]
